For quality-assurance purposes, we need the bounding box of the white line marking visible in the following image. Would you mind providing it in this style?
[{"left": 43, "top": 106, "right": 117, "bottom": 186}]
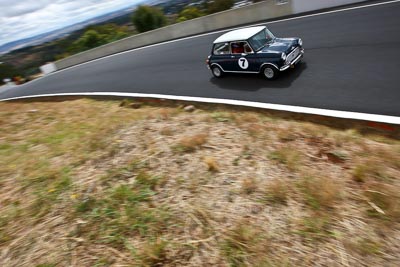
[
  {"left": 1, "top": 92, "right": 399, "bottom": 125},
  {"left": 20, "top": 0, "right": 400, "bottom": 87},
  {"left": 257, "top": 0, "right": 400, "bottom": 25}
]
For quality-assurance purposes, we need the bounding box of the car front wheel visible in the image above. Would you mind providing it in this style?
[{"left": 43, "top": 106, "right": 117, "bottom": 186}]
[
  {"left": 262, "top": 65, "right": 278, "bottom": 80},
  {"left": 211, "top": 66, "right": 223, "bottom": 78}
]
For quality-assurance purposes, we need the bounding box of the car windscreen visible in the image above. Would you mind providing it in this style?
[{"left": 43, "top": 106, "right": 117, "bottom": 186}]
[{"left": 248, "top": 28, "right": 275, "bottom": 51}]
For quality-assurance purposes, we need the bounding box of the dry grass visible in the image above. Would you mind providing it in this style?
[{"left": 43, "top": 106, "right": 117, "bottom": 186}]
[
  {"left": 352, "top": 161, "right": 390, "bottom": 183},
  {"left": 296, "top": 214, "right": 333, "bottom": 241},
  {"left": 220, "top": 221, "right": 266, "bottom": 266},
  {"left": 173, "top": 133, "right": 208, "bottom": 153},
  {"left": 244, "top": 123, "right": 265, "bottom": 138},
  {"left": 269, "top": 147, "right": 303, "bottom": 171},
  {"left": 160, "top": 126, "right": 174, "bottom": 136},
  {"left": 0, "top": 98, "right": 399, "bottom": 267},
  {"left": 297, "top": 175, "right": 342, "bottom": 211},
  {"left": 276, "top": 125, "right": 299, "bottom": 142},
  {"left": 345, "top": 236, "right": 382, "bottom": 256},
  {"left": 233, "top": 112, "right": 260, "bottom": 124},
  {"left": 203, "top": 156, "right": 219, "bottom": 172},
  {"left": 264, "top": 179, "right": 290, "bottom": 205},
  {"left": 363, "top": 182, "right": 400, "bottom": 222},
  {"left": 241, "top": 177, "right": 258, "bottom": 195},
  {"left": 140, "top": 238, "right": 169, "bottom": 266}
]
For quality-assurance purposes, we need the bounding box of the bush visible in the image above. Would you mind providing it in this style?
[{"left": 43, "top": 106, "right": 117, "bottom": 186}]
[
  {"left": 132, "top": 6, "right": 167, "bottom": 33},
  {"left": 0, "top": 63, "right": 20, "bottom": 84},
  {"left": 206, "top": 0, "right": 234, "bottom": 14},
  {"left": 177, "top": 7, "right": 204, "bottom": 22}
]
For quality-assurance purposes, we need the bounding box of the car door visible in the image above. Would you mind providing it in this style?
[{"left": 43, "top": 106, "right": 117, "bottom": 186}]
[{"left": 230, "top": 41, "right": 258, "bottom": 72}]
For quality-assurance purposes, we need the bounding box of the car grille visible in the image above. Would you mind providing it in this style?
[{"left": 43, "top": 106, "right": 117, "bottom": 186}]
[{"left": 285, "top": 47, "right": 300, "bottom": 65}]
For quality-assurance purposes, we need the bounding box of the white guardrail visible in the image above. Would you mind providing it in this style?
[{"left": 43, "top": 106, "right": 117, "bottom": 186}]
[{"left": 44, "top": 0, "right": 366, "bottom": 73}]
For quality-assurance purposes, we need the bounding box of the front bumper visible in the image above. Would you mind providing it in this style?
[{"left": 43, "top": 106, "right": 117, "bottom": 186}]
[{"left": 280, "top": 48, "right": 304, "bottom": 71}]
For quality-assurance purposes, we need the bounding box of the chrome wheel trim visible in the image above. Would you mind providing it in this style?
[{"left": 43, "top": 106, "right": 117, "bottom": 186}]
[
  {"left": 264, "top": 67, "right": 274, "bottom": 79},
  {"left": 213, "top": 67, "right": 221, "bottom": 77}
]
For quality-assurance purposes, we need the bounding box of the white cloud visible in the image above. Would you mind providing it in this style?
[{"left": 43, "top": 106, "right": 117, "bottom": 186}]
[{"left": 0, "top": 0, "right": 143, "bottom": 46}]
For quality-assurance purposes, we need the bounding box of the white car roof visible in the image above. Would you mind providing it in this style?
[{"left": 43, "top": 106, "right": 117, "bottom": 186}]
[{"left": 213, "top": 26, "right": 266, "bottom": 44}]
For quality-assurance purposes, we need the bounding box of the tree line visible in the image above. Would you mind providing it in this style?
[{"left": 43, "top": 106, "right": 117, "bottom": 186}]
[{"left": 65, "top": 0, "right": 235, "bottom": 53}]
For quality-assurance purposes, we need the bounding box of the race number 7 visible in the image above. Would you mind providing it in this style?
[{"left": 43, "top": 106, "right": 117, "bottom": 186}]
[
  {"left": 238, "top": 57, "right": 248, "bottom": 69},
  {"left": 240, "top": 59, "right": 246, "bottom": 68}
]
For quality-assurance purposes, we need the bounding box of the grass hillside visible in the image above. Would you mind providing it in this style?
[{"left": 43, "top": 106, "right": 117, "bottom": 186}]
[{"left": 0, "top": 98, "right": 399, "bottom": 266}]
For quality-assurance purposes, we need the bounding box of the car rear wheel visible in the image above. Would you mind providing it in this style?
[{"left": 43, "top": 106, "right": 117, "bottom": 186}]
[
  {"left": 211, "top": 66, "right": 223, "bottom": 78},
  {"left": 262, "top": 65, "right": 278, "bottom": 80}
]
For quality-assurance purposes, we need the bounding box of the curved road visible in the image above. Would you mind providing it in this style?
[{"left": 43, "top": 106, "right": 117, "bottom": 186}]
[{"left": 1, "top": 1, "right": 400, "bottom": 117}]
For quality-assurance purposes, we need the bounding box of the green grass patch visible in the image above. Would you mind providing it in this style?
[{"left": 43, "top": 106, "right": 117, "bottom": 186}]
[
  {"left": 28, "top": 167, "right": 72, "bottom": 217},
  {"left": 76, "top": 172, "right": 170, "bottom": 248},
  {"left": 352, "top": 163, "right": 390, "bottom": 183},
  {"left": 221, "top": 223, "right": 263, "bottom": 267},
  {"left": 356, "top": 238, "right": 381, "bottom": 255},
  {"left": 211, "top": 112, "right": 233, "bottom": 122},
  {"left": 296, "top": 215, "right": 334, "bottom": 241},
  {"left": 269, "top": 147, "right": 302, "bottom": 171}
]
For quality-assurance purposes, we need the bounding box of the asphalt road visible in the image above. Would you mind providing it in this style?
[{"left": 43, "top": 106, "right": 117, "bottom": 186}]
[{"left": 1, "top": 1, "right": 400, "bottom": 116}]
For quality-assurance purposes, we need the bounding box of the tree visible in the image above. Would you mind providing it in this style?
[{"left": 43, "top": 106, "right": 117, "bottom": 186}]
[
  {"left": 206, "top": 0, "right": 234, "bottom": 14},
  {"left": 0, "top": 63, "right": 19, "bottom": 85},
  {"left": 177, "top": 7, "right": 204, "bottom": 23},
  {"left": 68, "top": 30, "right": 107, "bottom": 53},
  {"left": 67, "top": 24, "right": 129, "bottom": 54},
  {"left": 132, "top": 5, "right": 167, "bottom": 33},
  {"left": 86, "top": 24, "right": 129, "bottom": 42},
  {"left": 80, "top": 30, "right": 106, "bottom": 49}
]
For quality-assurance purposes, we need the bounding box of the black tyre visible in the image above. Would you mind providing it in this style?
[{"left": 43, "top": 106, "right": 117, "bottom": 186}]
[
  {"left": 262, "top": 65, "right": 278, "bottom": 80},
  {"left": 211, "top": 65, "right": 223, "bottom": 78}
]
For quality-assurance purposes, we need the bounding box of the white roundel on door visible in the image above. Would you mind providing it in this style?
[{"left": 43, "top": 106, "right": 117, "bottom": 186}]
[{"left": 238, "top": 57, "right": 249, "bottom": 69}]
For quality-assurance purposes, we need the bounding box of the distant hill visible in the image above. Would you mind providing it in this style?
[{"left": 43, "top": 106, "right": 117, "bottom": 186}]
[
  {"left": 0, "top": 4, "right": 142, "bottom": 55},
  {"left": 0, "top": 0, "right": 190, "bottom": 77}
]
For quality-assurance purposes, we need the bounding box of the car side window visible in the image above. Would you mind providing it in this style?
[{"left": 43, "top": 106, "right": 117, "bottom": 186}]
[
  {"left": 231, "top": 42, "right": 245, "bottom": 54},
  {"left": 230, "top": 42, "right": 253, "bottom": 54},
  {"left": 213, "top": 43, "right": 230, "bottom": 55}
]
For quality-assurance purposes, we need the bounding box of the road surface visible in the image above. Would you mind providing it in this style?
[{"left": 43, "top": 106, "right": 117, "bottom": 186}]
[{"left": 1, "top": 1, "right": 400, "bottom": 117}]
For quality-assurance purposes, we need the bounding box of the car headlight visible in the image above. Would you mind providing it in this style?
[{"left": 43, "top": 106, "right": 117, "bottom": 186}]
[
  {"left": 281, "top": 52, "right": 287, "bottom": 61},
  {"left": 298, "top": 38, "right": 303, "bottom": 46}
]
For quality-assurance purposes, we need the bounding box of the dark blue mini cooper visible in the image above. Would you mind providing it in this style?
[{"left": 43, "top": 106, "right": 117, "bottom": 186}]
[{"left": 206, "top": 26, "right": 304, "bottom": 80}]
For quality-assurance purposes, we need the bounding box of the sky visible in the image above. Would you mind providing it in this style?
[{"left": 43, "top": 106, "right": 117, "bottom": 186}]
[{"left": 0, "top": 0, "right": 144, "bottom": 46}]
